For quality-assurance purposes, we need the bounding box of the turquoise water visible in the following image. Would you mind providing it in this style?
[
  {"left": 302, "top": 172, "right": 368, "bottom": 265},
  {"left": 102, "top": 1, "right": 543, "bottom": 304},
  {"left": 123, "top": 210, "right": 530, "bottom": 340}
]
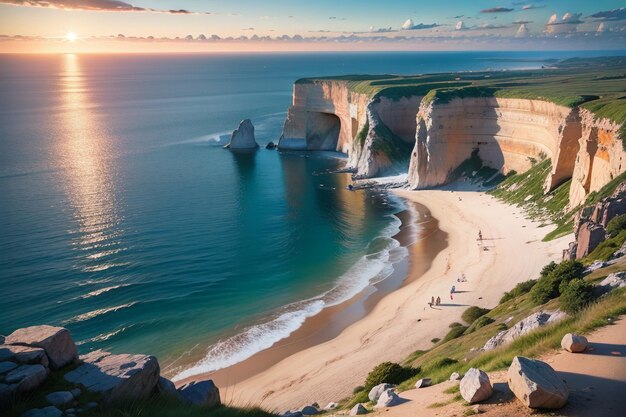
[{"left": 0, "top": 51, "right": 620, "bottom": 379}]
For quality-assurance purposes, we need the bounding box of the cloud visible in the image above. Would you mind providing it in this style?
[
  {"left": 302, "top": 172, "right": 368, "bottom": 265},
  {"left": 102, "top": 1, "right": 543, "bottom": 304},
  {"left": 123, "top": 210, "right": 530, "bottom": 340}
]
[
  {"left": 401, "top": 18, "right": 439, "bottom": 30},
  {"left": 0, "top": 0, "right": 212, "bottom": 14},
  {"left": 515, "top": 24, "right": 529, "bottom": 37},
  {"left": 545, "top": 12, "right": 583, "bottom": 34},
  {"left": 590, "top": 8, "right": 626, "bottom": 21},
  {"left": 521, "top": 4, "right": 546, "bottom": 10},
  {"left": 481, "top": 7, "right": 513, "bottom": 13},
  {"left": 370, "top": 26, "right": 393, "bottom": 33}
]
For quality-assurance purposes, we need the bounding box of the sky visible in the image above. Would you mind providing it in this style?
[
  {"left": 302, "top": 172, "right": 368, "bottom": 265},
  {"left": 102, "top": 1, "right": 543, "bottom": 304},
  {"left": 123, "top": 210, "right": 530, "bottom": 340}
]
[{"left": 1, "top": 0, "right": 625, "bottom": 53}]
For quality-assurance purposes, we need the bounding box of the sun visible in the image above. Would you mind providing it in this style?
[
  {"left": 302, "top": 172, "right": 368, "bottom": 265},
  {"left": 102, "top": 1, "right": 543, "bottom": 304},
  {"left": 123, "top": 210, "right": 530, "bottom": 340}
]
[{"left": 66, "top": 32, "right": 77, "bottom": 42}]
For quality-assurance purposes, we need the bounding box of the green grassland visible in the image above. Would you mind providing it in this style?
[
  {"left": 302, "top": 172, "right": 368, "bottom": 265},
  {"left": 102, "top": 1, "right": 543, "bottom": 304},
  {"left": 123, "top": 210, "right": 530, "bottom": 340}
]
[{"left": 297, "top": 56, "right": 626, "bottom": 146}]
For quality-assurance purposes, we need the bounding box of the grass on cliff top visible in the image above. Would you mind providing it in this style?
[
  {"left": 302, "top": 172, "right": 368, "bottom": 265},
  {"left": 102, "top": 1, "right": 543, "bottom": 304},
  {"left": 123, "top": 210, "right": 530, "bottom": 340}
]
[{"left": 339, "top": 262, "right": 626, "bottom": 410}]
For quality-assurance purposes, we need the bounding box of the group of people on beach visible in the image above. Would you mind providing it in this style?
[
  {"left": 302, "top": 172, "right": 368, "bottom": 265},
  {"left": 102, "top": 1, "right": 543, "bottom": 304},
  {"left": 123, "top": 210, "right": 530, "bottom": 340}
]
[
  {"left": 429, "top": 296, "right": 441, "bottom": 307},
  {"left": 428, "top": 275, "right": 465, "bottom": 308}
]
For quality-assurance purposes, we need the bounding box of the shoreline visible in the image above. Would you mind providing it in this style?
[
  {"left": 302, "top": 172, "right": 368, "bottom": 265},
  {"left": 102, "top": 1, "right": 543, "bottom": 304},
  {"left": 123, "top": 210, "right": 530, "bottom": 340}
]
[
  {"left": 174, "top": 198, "right": 447, "bottom": 389},
  {"left": 204, "top": 184, "right": 571, "bottom": 411}
]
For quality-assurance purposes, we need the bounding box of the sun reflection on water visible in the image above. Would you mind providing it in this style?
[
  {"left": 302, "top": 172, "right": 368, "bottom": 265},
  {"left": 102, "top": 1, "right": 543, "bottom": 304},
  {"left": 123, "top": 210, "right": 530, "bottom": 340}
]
[{"left": 56, "top": 54, "right": 124, "bottom": 270}]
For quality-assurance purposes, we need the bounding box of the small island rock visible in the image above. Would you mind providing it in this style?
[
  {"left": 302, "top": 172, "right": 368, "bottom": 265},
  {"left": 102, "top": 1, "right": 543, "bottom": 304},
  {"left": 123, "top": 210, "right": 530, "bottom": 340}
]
[{"left": 224, "top": 119, "right": 258, "bottom": 149}]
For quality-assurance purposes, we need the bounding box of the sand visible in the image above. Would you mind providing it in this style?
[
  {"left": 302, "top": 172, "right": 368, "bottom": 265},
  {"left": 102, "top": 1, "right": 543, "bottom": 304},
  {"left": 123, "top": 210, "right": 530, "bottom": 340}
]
[
  {"left": 214, "top": 185, "right": 572, "bottom": 411},
  {"left": 373, "top": 315, "right": 626, "bottom": 417}
]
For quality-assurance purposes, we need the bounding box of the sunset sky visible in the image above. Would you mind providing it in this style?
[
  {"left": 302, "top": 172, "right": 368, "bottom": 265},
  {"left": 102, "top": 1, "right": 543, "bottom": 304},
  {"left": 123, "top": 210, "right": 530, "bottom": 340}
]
[{"left": 1, "top": 1, "right": 625, "bottom": 53}]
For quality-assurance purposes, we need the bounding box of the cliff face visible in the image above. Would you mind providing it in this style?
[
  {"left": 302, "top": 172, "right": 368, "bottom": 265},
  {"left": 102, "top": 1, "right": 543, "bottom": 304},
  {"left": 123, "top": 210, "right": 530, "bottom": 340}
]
[
  {"left": 279, "top": 81, "right": 421, "bottom": 177},
  {"left": 280, "top": 79, "right": 624, "bottom": 207}
]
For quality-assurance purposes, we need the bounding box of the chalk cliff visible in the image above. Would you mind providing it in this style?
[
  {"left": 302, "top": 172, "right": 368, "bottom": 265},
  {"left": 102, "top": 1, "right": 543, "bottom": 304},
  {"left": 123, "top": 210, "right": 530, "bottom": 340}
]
[{"left": 280, "top": 79, "right": 624, "bottom": 207}]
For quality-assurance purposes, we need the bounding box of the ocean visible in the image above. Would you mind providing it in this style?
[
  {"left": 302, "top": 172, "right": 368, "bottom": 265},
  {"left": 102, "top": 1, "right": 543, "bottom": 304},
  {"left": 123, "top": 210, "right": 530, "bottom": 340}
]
[{"left": 0, "top": 50, "right": 618, "bottom": 379}]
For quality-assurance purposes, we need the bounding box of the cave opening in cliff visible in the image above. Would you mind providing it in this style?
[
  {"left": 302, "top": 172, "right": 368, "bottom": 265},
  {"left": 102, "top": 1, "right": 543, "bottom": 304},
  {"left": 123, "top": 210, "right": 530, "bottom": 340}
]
[{"left": 305, "top": 112, "right": 341, "bottom": 150}]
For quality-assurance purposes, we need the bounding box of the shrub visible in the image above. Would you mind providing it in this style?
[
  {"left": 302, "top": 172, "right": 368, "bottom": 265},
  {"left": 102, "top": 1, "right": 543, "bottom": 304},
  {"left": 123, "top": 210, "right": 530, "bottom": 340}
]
[
  {"left": 352, "top": 385, "right": 365, "bottom": 394},
  {"left": 606, "top": 214, "right": 626, "bottom": 237},
  {"left": 424, "top": 357, "right": 458, "bottom": 371},
  {"left": 449, "top": 322, "right": 464, "bottom": 328},
  {"left": 500, "top": 280, "right": 537, "bottom": 303},
  {"left": 461, "top": 306, "right": 490, "bottom": 324},
  {"left": 364, "top": 362, "right": 419, "bottom": 389},
  {"left": 530, "top": 260, "right": 584, "bottom": 305},
  {"left": 431, "top": 338, "right": 441, "bottom": 344},
  {"left": 560, "top": 279, "right": 595, "bottom": 314},
  {"left": 540, "top": 261, "right": 557, "bottom": 277},
  {"left": 465, "top": 316, "right": 495, "bottom": 333},
  {"left": 442, "top": 325, "right": 468, "bottom": 343}
]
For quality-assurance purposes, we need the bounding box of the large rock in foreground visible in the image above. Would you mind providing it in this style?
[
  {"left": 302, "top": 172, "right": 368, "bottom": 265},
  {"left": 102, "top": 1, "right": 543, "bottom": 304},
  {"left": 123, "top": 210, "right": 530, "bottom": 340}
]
[
  {"left": 5, "top": 325, "right": 76, "bottom": 370},
  {"left": 177, "top": 379, "right": 221, "bottom": 407},
  {"left": 64, "top": 350, "right": 159, "bottom": 404},
  {"left": 224, "top": 119, "right": 258, "bottom": 149},
  {"left": 561, "top": 333, "right": 588, "bottom": 353},
  {"left": 507, "top": 356, "right": 568, "bottom": 409},
  {"left": 460, "top": 368, "right": 493, "bottom": 404}
]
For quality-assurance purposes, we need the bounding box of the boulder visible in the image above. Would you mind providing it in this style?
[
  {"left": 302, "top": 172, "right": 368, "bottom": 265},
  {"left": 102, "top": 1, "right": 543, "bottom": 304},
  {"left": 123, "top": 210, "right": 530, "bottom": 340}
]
[
  {"left": 224, "top": 119, "right": 258, "bottom": 149},
  {"left": 157, "top": 376, "right": 182, "bottom": 399},
  {"left": 21, "top": 406, "right": 62, "bottom": 417},
  {"left": 6, "top": 364, "right": 48, "bottom": 392},
  {"left": 368, "top": 383, "right": 395, "bottom": 401},
  {"left": 5, "top": 326, "right": 76, "bottom": 370},
  {"left": 0, "top": 383, "right": 17, "bottom": 407},
  {"left": 324, "top": 402, "right": 338, "bottom": 410},
  {"left": 349, "top": 403, "right": 367, "bottom": 415},
  {"left": 0, "top": 345, "right": 49, "bottom": 367},
  {"left": 283, "top": 412, "right": 303, "bottom": 417},
  {"left": 45, "top": 391, "right": 74, "bottom": 406},
  {"left": 64, "top": 350, "right": 159, "bottom": 404},
  {"left": 482, "top": 310, "right": 566, "bottom": 351},
  {"left": 266, "top": 141, "right": 277, "bottom": 150},
  {"left": 374, "top": 388, "right": 402, "bottom": 408},
  {"left": 597, "top": 271, "right": 626, "bottom": 295},
  {"left": 300, "top": 405, "right": 319, "bottom": 415},
  {"left": 460, "top": 368, "right": 493, "bottom": 404},
  {"left": 507, "top": 356, "right": 568, "bottom": 409},
  {"left": 178, "top": 379, "right": 221, "bottom": 407},
  {"left": 0, "top": 361, "right": 18, "bottom": 374},
  {"left": 70, "top": 387, "right": 81, "bottom": 398},
  {"left": 560, "top": 333, "right": 588, "bottom": 353},
  {"left": 414, "top": 378, "right": 431, "bottom": 388},
  {"left": 449, "top": 372, "right": 462, "bottom": 381}
]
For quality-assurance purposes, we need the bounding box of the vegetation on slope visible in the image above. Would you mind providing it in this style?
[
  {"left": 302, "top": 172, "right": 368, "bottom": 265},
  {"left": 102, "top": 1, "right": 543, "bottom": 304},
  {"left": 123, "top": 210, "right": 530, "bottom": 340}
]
[{"left": 338, "top": 258, "right": 626, "bottom": 411}]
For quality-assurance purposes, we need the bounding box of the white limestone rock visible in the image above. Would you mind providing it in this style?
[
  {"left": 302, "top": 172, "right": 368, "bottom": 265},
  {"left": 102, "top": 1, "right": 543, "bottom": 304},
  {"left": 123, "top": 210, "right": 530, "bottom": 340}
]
[
  {"left": 449, "top": 372, "right": 462, "bottom": 381},
  {"left": 349, "top": 403, "right": 367, "bottom": 415},
  {"left": 560, "top": 333, "right": 588, "bottom": 353},
  {"left": 177, "top": 379, "right": 221, "bottom": 407},
  {"left": 374, "top": 388, "right": 402, "bottom": 408},
  {"left": 460, "top": 368, "right": 493, "bottom": 404},
  {"left": 324, "top": 402, "right": 338, "bottom": 410},
  {"left": 482, "top": 310, "right": 566, "bottom": 351},
  {"left": 225, "top": 119, "right": 258, "bottom": 149},
  {"left": 6, "top": 325, "right": 76, "bottom": 369},
  {"left": 64, "top": 350, "right": 159, "bottom": 404},
  {"left": 368, "top": 383, "right": 395, "bottom": 402},
  {"left": 507, "top": 356, "right": 568, "bottom": 409},
  {"left": 414, "top": 378, "right": 432, "bottom": 388}
]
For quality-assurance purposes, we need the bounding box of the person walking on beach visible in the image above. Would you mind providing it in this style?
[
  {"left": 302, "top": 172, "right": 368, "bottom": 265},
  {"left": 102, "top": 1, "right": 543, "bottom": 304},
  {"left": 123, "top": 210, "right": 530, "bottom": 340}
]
[
  {"left": 431, "top": 296, "right": 435, "bottom": 307},
  {"left": 478, "top": 230, "right": 483, "bottom": 241},
  {"left": 450, "top": 285, "right": 455, "bottom": 301},
  {"left": 436, "top": 296, "right": 441, "bottom": 306}
]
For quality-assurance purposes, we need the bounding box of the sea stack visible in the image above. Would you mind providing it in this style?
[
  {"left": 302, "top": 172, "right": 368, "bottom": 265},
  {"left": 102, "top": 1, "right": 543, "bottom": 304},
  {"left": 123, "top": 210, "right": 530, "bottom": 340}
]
[{"left": 224, "top": 119, "right": 259, "bottom": 149}]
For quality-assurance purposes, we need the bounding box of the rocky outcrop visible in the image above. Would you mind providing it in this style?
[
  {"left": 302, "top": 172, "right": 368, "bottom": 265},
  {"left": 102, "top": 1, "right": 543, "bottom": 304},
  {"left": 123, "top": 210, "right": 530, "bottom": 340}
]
[
  {"left": 597, "top": 271, "right": 626, "bottom": 294},
  {"left": 460, "top": 368, "right": 493, "bottom": 404},
  {"left": 374, "top": 388, "right": 402, "bottom": 408},
  {"left": 349, "top": 403, "right": 367, "bottom": 415},
  {"left": 560, "top": 333, "right": 588, "bottom": 353},
  {"left": 482, "top": 310, "right": 566, "bottom": 351},
  {"left": 507, "top": 356, "right": 568, "bottom": 409},
  {"left": 178, "top": 379, "right": 221, "bottom": 406},
  {"left": 225, "top": 119, "right": 258, "bottom": 149},
  {"left": 64, "top": 350, "right": 160, "bottom": 404},
  {"left": 566, "top": 182, "right": 626, "bottom": 259},
  {"left": 5, "top": 325, "right": 77, "bottom": 370}
]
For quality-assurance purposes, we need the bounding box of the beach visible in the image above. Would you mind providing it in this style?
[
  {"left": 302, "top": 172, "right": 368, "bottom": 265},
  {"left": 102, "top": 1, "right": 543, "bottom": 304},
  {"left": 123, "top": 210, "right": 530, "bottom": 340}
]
[{"left": 212, "top": 184, "right": 572, "bottom": 411}]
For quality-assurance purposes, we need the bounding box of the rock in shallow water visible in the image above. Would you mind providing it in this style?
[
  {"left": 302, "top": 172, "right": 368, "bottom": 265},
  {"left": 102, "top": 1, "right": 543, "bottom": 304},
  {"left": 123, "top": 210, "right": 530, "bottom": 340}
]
[
  {"left": 460, "top": 368, "right": 493, "bottom": 404},
  {"left": 64, "top": 350, "right": 159, "bottom": 404},
  {"left": 5, "top": 325, "right": 76, "bottom": 370},
  {"left": 224, "top": 119, "right": 258, "bottom": 149},
  {"left": 507, "top": 356, "right": 568, "bottom": 409}
]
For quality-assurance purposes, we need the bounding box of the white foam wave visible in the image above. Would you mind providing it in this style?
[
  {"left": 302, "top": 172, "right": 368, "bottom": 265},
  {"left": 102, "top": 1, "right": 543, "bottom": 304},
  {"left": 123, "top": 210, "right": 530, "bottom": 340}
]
[
  {"left": 172, "top": 211, "right": 410, "bottom": 381},
  {"left": 80, "top": 284, "right": 130, "bottom": 299},
  {"left": 64, "top": 302, "right": 136, "bottom": 324},
  {"left": 76, "top": 326, "right": 128, "bottom": 345}
]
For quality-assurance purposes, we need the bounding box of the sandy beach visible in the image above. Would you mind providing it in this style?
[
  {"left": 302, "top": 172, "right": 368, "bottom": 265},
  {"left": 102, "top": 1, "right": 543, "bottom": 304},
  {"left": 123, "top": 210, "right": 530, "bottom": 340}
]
[{"left": 208, "top": 185, "right": 572, "bottom": 411}]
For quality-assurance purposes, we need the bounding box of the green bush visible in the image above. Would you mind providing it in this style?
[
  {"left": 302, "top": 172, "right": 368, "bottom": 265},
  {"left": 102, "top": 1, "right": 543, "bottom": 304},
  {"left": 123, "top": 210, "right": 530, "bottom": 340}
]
[
  {"left": 424, "top": 357, "right": 458, "bottom": 371},
  {"left": 461, "top": 306, "right": 490, "bottom": 324},
  {"left": 560, "top": 279, "right": 595, "bottom": 314},
  {"left": 364, "top": 362, "right": 419, "bottom": 389},
  {"left": 442, "top": 325, "right": 468, "bottom": 343},
  {"left": 500, "top": 280, "right": 537, "bottom": 303},
  {"left": 431, "top": 338, "right": 441, "bottom": 344},
  {"left": 352, "top": 385, "right": 365, "bottom": 394},
  {"left": 606, "top": 214, "right": 626, "bottom": 237},
  {"left": 540, "top": 261, "right": 557, "bottom": 277},
  {"left": 449, "top": 322, "right": 464, "bottom": 328},
  {"left": 465, "top": 316, "right": 495, "bottom": 334},
  {"left": 530, "top": 260, "right": 584, "bottom": 305}
]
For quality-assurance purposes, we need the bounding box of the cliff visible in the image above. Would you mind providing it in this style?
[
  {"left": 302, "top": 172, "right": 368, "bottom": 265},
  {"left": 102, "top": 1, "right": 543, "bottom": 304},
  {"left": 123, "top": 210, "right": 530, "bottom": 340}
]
[{"left": 280, "top": 58, "right": 625, "bottom": 209}]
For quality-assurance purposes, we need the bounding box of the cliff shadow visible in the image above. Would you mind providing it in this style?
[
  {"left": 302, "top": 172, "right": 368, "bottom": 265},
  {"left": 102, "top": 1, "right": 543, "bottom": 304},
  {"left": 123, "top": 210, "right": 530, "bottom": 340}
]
[{"left": 305, "top": 112, "right": 340, "bottom": 150}]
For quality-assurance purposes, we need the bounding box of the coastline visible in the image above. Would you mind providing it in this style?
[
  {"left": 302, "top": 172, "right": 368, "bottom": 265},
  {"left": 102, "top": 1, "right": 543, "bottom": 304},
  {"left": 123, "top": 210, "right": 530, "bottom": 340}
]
[
  {"left": 173, "top": 198, "right": 446, "bottom": 388},
  {"left": 206, "top": 184, "right": 572, "bottom": 411}
]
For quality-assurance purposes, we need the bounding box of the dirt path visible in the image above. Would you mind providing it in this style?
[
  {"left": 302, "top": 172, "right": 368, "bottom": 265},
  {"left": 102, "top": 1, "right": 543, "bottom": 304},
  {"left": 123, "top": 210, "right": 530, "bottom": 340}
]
[{"left": 372, "top": 316, "right": 626, "bottom": 417}]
